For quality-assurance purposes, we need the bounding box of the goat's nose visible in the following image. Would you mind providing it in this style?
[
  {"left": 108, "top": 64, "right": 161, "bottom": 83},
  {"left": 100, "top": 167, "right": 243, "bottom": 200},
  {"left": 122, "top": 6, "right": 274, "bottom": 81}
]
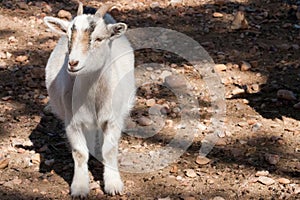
[{"left": 69, "top": 60, "right": 79, "bottom": 68}]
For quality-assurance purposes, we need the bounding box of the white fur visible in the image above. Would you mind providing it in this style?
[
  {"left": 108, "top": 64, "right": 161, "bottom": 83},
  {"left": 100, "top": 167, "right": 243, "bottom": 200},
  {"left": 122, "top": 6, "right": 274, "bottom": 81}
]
[{"left": 44, "top": 12, "right": 135, "bottom": 197}]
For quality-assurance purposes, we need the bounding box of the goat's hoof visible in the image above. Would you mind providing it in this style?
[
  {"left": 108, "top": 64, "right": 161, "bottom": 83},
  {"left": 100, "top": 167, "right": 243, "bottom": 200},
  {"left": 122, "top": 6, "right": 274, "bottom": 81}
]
[
  {"left": 104, "top": 178, "right": 124, "bottom": 196},
  {"left": 71, "top": 183, "right": 89, "bottom": 199}
]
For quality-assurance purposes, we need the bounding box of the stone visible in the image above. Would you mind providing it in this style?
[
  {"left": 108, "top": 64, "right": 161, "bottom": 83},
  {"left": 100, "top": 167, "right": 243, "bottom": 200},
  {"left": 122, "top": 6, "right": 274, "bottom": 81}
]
[
  {"left": 265, "top": 153, "right": 280, "bottom": 165},
  {"left": 213, "top": 196, "right": 225, "bottom": 200},
  {"left": 0, "top": 61, "right": 7, "bottom": 69},
  {"left": 196, "top": 156, "right": 211, "bottom": 165},
  {"left": 170, "top": 165, "right": 178, "bottom": 173},
  {"left": 31, "top": 153, "right": 41, "bottom": 164},
  {"left": 184, "top": 169, "right": 197, "bottom": 178},
  {"left": 213, "top": 12, "right": 223, "bottom": 18},
  {"left": 137, "top": 116, "right": 153, "bottom": 126},
  {"left": 277, "top": 89, "right": 296, "bottom": 100},
  {"left": 258, "top": 176, "right": 275, "bottom": 185},
  {"left": 16, "top": 55, "right": 28, "bottom": 63},
  {"left": 277, "top": 178, "right": 290, "bottom": 184},
  {"left": 232, "top": 87, "right": 245, "bottom": 95},
  {"left": 169, "top": 0, "right": 182, "bottom": 6},
  {"left": 240, "top": 61, "right": 252, "bottom": 71},
  {"left": 159, "top": 70, "right": 172, "bottom": 81},
  {"left": 164, "top": 75, "right": 186, "bottom": 90},
  {"left": 255, "top": 170, "right": 269, "bottom": 176},
  {"left": 231, "top": 11, "right": 249, "bottom": 30},
  {"left": 0, "top": 158, "right": 9, "bottom": 169},
  {"left": 214, "top": 64, "right": 227, "bottom": 71},
  {"left": 57, "top": 10, "right": 72, "bottom": 20},
  {"left": 146, "top": 99, "right": 156, "bottom": 107},
  {"left": 293, "top": 102, "right": 300, "bottom": 109}
]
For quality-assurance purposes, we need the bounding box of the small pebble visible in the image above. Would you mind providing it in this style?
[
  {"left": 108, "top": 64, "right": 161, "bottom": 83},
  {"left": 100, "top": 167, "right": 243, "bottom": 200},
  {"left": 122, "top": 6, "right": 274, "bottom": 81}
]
[
  {"left": 184, "top": 169, "right": 197, "bottom": 178},
  {"left": 137, "top": 116, "right": 153, "bottom": 126},
  {"left": 213, "top": 12, "right": 223, "bottom": 18},
  {"left": 255, "top": 170, "right": 269, "bottom": 176},
  {"left": 196, "top": 156, "right": 211, "bottom": 165},
  {"left": 240, "top": 61, "right": 252, "bottom": 71},
  {"left": 277, "top": 89, "right": 296, "bottom": 100},
  {"left": 277, "top": 178, "right": 290, "bottom": 184},
  {"left": 57, "top": 10, "right": 72, "bottom": 20},
  {"left": 258, "top": 176, "right": 275, "bottom": 185}
]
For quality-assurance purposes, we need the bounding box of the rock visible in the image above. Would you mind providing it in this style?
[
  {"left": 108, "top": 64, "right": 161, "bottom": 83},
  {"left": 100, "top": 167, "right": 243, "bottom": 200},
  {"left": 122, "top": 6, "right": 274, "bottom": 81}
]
[
  {"left": 137, "top": 116, "right": 153, "bottom": 126},
  {"left": 294, "top": 185, "right": 300, "bottom": 194},
  {"left": 213, "top": 12, "right": 223, "bottom": 18},
  {"left": 240, "top": 61, "right": 252, "bottom": 71},
  {"left": 231, "top": 11, "right": 249, "bottom": 30},
  {"left": 146, "top": 99, "right": 156, "bottom": 107},
  {"left": 0, "top": 51, "right": 6, "bottom": 59},
  {"left": 196, "top": 156, "right": 211, "bottom": 165},
  {"left": 150, "top": 2, "right": 160, "bottom": 8},
  {"left": 277, "top": 89, "right": 296, "bottom": 100},
  {"left": 164, "top": 75, "right": 186, "bottom": 90},
  {"left": 44, "top": 159, "right": 55, "bottom": 166},
  {"left": 16, "top": 55, "right": 28, "bottom": 63},
  {"left": 6, "top": 52, "right": 12, "bottom": 59},
  {"left": 255, "top": 170, "right": 269, "bottom": 176},
  {"left": 169, "top": 0, "right": 182, "bottom": 6},
  {"left": 159, "top": 70, "right": 172, "bottom": 81},
  {"left": 182, "top": 196, "right": 196, "bottom": 200},
  {"left": 8, "top": 36, "right": 18, "bottom": 43},
  {"left": 31, "top": 153, "right": 41, "bottom": 164},
  {"left": 213, "top": 196, "right": 225, "bottom": 200},
  {"left": 57, "top": 10, "right": 72, "bottom": 20},
  {"left": 1, "top": 96, "right": 12, "bottom": 101},
  {"left": 0, "top": 117, "right": 5, "bottom": 123},
  {"left": 293, "top": 102, "right": 300, "bottom": 109},
  {"left": 17, "top": 2, "right": 28, "bottom": 10},
  {"left": 265, "top": 153, "right": 280, "bottom": 165},
  {"left": 215, "top": 138, "right": 227, "bottom": 146},
  {"left": 0, "top": 158, "right": 9, "bottom": 169},
  {"left": 277, "top": 44, "right": 290, "bottom": 50},
  {"left": 258, "top": 176, "right": 275, "bottom": 185},
  {"left": 214, "top": 64, "right": 227, "bottom": 71},
  {"left": 0, "top": 61, "right": 7, "bottom": 69},
  {"left": 277, "top": 178, "right": 290, "bottom": 184},
  {"left": 176, "top": 175, "right": 183, "bottom": 181},
  {"left": 184, "top": 169, "right": 197, "bottom": 178},
  {"left": 232, "top": 87, "right": 245, "bottom": 95},
  {"left": 170, "top": 165, "right": 178, "bottom": 173}
]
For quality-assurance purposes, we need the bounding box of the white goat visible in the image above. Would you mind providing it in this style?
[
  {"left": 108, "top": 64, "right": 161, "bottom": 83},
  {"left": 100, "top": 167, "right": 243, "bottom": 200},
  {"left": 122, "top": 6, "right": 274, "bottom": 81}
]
[{"left": 44, "top": 3, "right": 135, "bottom": 197}]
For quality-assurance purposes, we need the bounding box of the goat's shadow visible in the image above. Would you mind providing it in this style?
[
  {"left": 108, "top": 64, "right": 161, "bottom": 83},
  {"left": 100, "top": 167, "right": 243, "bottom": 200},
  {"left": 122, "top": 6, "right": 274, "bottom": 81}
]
[{"left": 21, "top": 113, "right": 105, "bottom": 191}]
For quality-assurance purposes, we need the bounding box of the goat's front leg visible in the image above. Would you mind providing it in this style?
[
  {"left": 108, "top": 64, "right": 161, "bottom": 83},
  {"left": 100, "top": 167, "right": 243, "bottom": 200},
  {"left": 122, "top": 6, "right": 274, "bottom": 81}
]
[
  {"left": 102, "top": 121, "right": 123, "bottom": 195},
  {"left": 66, "top": 123, "right": 90, "bottom": 198}
]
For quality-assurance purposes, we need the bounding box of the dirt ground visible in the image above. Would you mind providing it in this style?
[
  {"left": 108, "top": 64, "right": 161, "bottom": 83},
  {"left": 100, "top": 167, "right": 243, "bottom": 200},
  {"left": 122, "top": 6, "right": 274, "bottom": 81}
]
[{"left": 0, "top": 0, "right": 300, "bottom": 199}]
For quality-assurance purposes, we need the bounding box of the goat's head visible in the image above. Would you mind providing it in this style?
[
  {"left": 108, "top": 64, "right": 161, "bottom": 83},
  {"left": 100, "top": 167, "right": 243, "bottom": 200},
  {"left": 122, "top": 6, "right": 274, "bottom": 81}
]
[{"left": 44, "top": 3, "right": 127, "bottom": 75}]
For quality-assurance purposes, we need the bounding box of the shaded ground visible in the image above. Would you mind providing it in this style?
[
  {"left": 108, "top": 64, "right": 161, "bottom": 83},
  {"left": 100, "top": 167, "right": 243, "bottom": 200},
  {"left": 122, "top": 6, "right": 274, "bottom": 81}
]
[{"left": 0, "top": 0, "right": 299, "bottom": 199}]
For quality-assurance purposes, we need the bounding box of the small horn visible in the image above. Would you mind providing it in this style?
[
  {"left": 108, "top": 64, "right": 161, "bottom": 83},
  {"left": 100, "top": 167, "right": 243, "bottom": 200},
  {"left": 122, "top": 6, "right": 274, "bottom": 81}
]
[
  {"left": 95, "top": 4, "right": 113, "bottom": 18},
  {"left": 77, "top": 1, "right": 83, "bottom": 16}
]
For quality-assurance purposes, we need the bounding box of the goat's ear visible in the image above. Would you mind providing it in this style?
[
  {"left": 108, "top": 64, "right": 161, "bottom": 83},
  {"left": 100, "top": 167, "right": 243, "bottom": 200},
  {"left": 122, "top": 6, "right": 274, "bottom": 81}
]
[
  {"left": 44, "top": 17, "right": 70, "bottom": 35},
  {"left": 107, "top": 23, "right": 127, "bottom": 40}
]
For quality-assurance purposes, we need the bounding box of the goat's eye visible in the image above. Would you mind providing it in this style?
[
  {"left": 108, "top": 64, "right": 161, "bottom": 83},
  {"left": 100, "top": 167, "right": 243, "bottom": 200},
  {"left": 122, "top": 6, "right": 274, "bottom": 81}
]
[{"left": 95, "top": 38, "right": 102, "bottom": 42}]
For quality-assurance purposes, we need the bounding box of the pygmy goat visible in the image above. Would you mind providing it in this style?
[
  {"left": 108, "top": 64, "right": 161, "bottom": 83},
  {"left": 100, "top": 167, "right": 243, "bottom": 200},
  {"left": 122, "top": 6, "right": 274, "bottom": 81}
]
[{"left": 44, "top": 2, "right": 135, "bottom": 197}]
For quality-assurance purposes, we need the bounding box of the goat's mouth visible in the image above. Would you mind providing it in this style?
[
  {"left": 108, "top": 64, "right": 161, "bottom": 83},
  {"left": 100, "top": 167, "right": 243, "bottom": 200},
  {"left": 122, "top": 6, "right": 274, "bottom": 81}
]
[{"left": 67, "top": 67, "right": 83, "bottom": 73}]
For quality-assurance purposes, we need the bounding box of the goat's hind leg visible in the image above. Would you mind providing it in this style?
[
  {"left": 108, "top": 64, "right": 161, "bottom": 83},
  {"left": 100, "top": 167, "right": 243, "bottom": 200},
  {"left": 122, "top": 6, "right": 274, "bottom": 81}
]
[
  {"left": 66, "top": 123, "right": 90, "bottom": 198},
  {"left": 102, "top": 121, "right": 123, "bottom": 195}
]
